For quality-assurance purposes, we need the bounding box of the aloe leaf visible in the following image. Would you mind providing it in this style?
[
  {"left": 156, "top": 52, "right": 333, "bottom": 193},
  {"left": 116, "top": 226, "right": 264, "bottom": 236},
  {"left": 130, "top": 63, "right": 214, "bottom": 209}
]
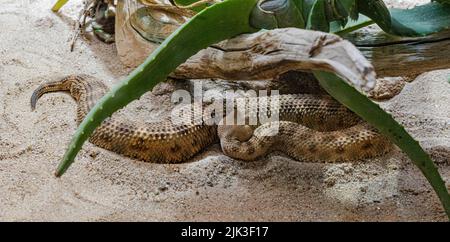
[
  {"left": 297, "top": 0, "right": 315, "bottom": 17},
  {"left": 336, "top": 0, "right": 357, "bottom": 15},
  {"left": 434, "top": 0, "right": 450, "bottom": 5},
  {"left": 357, "top": 0, "right": 391, "bottom": 31},
  {"left": 314, "top": 71, "right": 450, "bottom": 219},
  {"left": 51, "top": 0, "right": 69, "bottom": 12},
  {"left": 54, "top": 0, "right": 260, "bottom": 176},
  {"left": 331, "top": 14, "right": 372, "bottom": 35},
  {"left": 388, "top": 2, "right": 450, "bottom": 36},
  {"left": 332, "top": 1, "right": 450, "bottom": 37},
  {"left": 307, "top": 0, "right": 329, "bottom": 32}
]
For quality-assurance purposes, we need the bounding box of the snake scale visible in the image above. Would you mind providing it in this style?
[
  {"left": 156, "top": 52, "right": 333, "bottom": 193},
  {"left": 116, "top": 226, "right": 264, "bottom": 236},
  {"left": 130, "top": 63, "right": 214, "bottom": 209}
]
[{"left": 31, "top": 75, "right": 391, "bottom": 163}]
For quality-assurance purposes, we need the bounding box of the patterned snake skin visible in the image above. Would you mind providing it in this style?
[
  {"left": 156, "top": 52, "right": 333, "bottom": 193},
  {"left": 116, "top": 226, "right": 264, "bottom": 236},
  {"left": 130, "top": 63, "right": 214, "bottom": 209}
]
[{"left": 31, "top": 75, "right": 391, "bottom": 163}]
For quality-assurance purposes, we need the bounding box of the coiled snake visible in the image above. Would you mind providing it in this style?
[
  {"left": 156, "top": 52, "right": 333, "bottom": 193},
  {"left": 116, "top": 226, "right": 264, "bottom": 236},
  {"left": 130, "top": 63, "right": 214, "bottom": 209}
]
[{"left": 31, "top": 75, "right": 390, "bottom": 163}]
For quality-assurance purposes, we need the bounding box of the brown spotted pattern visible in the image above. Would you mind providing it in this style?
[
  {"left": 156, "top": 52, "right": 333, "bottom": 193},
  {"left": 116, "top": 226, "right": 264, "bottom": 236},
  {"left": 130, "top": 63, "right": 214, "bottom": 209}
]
[{"left": 31, "top": 75, "right": 391, "bottom": 163}]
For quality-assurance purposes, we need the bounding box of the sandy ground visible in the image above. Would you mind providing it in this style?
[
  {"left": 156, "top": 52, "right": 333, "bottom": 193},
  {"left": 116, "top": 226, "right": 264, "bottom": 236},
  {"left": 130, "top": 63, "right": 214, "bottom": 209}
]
[{"left": 0, "top": 0, "right": 449, "bottom": 221}]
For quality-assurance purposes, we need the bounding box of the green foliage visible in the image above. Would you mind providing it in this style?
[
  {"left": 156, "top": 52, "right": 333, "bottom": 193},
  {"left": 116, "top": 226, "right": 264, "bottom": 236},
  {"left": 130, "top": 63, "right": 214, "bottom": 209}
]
[
  {"left": 306, "top": 0, "right": 330, "bottom": 31},
  {"left": 434, "top": 0, "right": 450, "bottom": 4},
  {"left": 388, "top": 2, "right": 450, "bottom": 36},
  {"left": 356, "top": 0, "right": 391, "bottom": 30},
  {"left": 249, "top": 0, "right": 391, "bottom": 33},
  {"left": 51, "top": 0, "right": 68, "bottom": 12},
  {"left": 332, "top": 2, "right": 450, "bottom": 36},
  {"left": 288, "top": 0, "right": 450, "bottom": 36}
]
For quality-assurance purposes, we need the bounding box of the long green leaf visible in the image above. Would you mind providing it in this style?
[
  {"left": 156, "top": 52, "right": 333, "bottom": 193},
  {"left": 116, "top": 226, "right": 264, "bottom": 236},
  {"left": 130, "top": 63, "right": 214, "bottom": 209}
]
[
  {"left": 331, "top": 2, "right": 450, "bottom": 37},
  {"left": 306, "top": 0, "right": 329, "bottom": 32},
  {"left": 331, "top": 14, "right": 373, "bottom": 35},
  {"left": 356, "top": 0, "right": 391, "bottom": 31},
  {"left": 54, "top": 0, "right": 260, "bottom": 176},
  {"left": 51, "top": 0, "right": 69, "bottom": 12},
  {"left": 388, "top": 2, "right": 450, "bottom": 36},
  {"left": 314, "top": 71, "right": 450, "bottom": 219}
]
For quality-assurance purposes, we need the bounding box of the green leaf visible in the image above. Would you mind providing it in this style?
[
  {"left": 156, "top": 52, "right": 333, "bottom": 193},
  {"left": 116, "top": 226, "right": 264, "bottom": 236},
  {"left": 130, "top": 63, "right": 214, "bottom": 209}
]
[
  {"left": 51, "top": 0, "right": 69, "bottom": 12},
  {"left": 333, "top": 2, "right": 450, "bottom": 37},
  {"left": 314, "top": 71, "right": 450, "bottom": 219},
  {"left": 388, "top": 2, "right": 450, "bottom": 36},
  {"left": 295, "top": 0, "right": 316, "bottom": 18},
  {"left": 331, "top": 14, "right": 373, "bottom": 35},
  {"left": 336, "top": 0, "right": 357, "bottom": 15},
  {"left": 357, "top": 0, "right": 391, "bottom": 31},
  {"left": 433, "top": 0, "right": 450, "bottom": 5},
  {"left": 307, "top": 0, "right": 329, "bottom": 32},
  {"left": 337, "top": 0, "right": 358, "bottom": 20}
]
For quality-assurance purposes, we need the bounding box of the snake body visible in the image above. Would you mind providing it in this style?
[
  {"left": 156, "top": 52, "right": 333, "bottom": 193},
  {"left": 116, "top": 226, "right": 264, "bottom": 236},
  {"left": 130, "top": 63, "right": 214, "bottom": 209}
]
[{"left": 31, "top": 75, "right": 390, "bottom": 163}]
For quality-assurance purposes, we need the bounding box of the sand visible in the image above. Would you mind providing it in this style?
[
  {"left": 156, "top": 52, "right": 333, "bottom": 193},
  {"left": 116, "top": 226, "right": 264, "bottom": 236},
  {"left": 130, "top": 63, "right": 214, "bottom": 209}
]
[{"left": 0, "top": 0, "right": 448, "bottom": 221}]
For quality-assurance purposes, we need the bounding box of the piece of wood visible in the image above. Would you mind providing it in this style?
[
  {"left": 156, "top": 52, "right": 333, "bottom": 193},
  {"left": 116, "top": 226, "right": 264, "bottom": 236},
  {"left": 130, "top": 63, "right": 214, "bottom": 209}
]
[
  {"left": 346, "top": 29, "right": 450, "bottom": 77},
  {"left": 172, "top": 28, "right": 450, "bottom": 85},
  {"left": 172, "top": 28, "right": 376, "bottom": 91}
]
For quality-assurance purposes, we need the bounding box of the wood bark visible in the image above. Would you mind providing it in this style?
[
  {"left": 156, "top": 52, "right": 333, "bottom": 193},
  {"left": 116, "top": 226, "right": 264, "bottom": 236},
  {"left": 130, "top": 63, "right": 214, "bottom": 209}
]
[{"left": 172, "top": 28, "right": 376, "bottom": 91}]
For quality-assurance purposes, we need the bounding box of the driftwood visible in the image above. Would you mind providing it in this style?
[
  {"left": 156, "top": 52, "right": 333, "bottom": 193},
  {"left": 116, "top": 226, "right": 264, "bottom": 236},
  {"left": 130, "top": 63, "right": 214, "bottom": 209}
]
[
  {"left": 173, "top": 28, "right": 450, "bottom": 83},
  {"left": 172, "top": 28, "right": 376, "bottom": 91},
  {"left": 347, "top": 29, "right": 450, "bottom": 78}
]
